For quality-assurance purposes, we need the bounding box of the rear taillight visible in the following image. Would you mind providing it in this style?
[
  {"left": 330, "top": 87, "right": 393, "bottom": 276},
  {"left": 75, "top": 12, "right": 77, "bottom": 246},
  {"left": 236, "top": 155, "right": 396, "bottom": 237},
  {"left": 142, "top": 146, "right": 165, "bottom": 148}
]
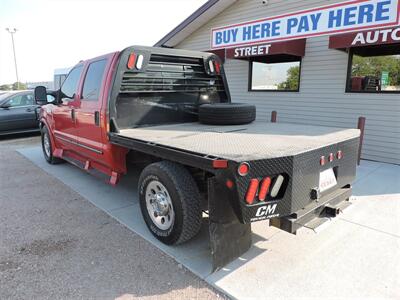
[
  {"left": 214, "top": 61, "right": 221, "bottom": 75},
  {"left": 213, "top": 160, "right": 228, "bottom": 169},
  {"left": 320, "top": 156, "right": 326, "bottom": 166},
  {"left": 270, "top": 175, "right": 284, "bottom": 198},
  {"left": 136, "top": 54, "right": 144, "bottom": 69},
  {"left": 328, "top": 153, "right": 334, "bottom": 162},
  {"left": 208, "top": 60, "right": 215, "bottom": 73},
  {"left": 337, "top": 150, "right": 343, "bottom": 160},
  {"left": 238, "top": 162, "right": 250, "bottom": 176},
  {"left": 207, "top": 58, "right": 222, "bottom": 75},
  {"left": 226, "top": 179, "right": 234, "bottom": 189},
  {"left": 258, "top": 177, "right": 271, "bottom": 201},
  {"left": 244, "top": 174, "right": 286, "bottom": 205},
  {"left": 127, "top": 53, "right": 136, "bottom": 69},
  {"left": 245, "top": 179, "right": 259, "bottom": 204},
  {"left": 127, "top": 53, "right": 144, "bottom": 70}
]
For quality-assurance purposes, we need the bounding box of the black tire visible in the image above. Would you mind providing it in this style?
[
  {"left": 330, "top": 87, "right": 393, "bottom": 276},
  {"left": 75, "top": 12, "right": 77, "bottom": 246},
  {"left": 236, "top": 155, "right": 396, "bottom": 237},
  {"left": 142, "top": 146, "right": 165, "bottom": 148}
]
[
  {"left": 41, "top": 125, "right": 64, "bottom": 165},
  {"left": 199, "top": 103, "right": 256, "bottom": 125},
  {"left": 138, "top": 161, "right": 202, "bottom": 245}
]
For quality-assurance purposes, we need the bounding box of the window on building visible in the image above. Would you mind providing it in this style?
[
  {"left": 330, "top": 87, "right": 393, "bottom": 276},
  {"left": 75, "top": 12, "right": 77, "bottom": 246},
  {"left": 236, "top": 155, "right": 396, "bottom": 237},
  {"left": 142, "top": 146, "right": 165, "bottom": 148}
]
[
  {"left": 249, "top": 59, "right": 301, "bottom": 92},
  {"left": 82, "top": 59, "right": 107, "bottom": 100},
  {"left": 346, "top": 46, "right": 400, "bottom": 93}
]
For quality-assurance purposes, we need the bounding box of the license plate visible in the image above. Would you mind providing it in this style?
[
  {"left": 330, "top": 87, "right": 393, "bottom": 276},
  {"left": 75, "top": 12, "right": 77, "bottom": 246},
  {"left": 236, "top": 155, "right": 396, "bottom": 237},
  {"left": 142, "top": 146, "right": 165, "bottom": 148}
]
[{"left": 319, "top": 168, "right": 337, "bottom": 192}]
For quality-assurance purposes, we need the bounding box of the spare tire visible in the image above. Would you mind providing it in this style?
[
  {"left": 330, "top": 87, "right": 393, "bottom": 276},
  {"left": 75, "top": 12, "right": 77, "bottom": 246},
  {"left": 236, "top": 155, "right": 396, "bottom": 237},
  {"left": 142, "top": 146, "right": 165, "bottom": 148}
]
[{"left": 199, "top": 103, "right": 256, "bottom": 125}]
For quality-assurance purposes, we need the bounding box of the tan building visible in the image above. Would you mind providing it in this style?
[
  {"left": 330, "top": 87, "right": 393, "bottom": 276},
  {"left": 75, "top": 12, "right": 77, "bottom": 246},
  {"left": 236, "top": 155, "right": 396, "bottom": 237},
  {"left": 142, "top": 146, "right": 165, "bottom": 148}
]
[{"left": 156, "top": 0, "right": 400, "bottom": 164}]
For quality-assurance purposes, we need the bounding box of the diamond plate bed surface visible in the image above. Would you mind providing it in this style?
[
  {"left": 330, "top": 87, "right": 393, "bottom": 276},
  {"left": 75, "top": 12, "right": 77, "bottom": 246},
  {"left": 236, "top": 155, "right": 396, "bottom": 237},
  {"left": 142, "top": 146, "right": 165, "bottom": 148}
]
[{"left": 117, "top": 122, "right": 360, "bottom": 161}]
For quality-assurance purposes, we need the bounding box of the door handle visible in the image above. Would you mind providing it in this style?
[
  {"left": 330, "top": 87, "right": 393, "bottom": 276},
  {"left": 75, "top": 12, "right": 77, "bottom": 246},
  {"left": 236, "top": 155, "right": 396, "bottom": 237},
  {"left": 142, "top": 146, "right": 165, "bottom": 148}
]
[
  {"left": 26, "top": 108, "right": 34, "bottom": 112},
  {"left": 94, "top": 111, "right": 100, "bottom": 126},
  {"left": 71, "top": 108, "right": 76, "bottom": 121}
]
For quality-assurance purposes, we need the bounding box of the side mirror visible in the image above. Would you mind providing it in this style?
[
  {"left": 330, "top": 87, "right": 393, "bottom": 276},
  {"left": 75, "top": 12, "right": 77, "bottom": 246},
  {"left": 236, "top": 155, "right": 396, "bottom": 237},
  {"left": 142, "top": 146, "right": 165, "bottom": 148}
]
[
  {"left": 0, "top": 103, "right": 11, "bottom": 109},
  {"left": 34, "top": 86, "right": 48, "bottom": 105}
]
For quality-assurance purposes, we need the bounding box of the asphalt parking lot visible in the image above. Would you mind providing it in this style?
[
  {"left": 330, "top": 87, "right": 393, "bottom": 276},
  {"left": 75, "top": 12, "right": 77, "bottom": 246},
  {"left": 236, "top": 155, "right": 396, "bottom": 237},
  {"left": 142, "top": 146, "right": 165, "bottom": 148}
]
[{"left": 0, "top": 134, "right": 227, "bottom": 300}]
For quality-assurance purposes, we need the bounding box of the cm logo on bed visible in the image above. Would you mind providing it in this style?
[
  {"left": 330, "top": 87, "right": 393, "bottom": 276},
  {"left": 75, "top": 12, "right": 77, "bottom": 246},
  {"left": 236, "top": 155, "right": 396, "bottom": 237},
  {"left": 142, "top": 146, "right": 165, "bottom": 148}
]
[{"left": 255, "top": 204, "right": 278, "bottom": 218}]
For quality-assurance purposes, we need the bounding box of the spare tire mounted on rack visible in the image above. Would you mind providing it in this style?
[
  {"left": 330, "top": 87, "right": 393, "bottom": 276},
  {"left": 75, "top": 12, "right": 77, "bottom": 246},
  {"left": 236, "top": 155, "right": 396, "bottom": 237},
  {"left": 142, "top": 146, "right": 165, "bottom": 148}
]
[{"left": 198, "top": 103, "right": 256, "bottom": 125}]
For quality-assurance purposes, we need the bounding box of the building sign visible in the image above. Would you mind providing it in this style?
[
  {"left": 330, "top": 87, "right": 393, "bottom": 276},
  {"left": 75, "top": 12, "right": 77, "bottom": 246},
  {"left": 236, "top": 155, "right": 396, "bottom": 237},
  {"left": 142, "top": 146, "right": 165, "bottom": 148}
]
[
  {"left": 211, "top": 0, "right": 400, "bottom": 49},
  {"left": 230, "top": 44, "right": 272, "bottom": 58},
  {"left": 381, "top": 71, "right": 390, "bottom": 85},
  {"left": 225, "top": 39, "right": 306, "bottom": 59},
  {"left": 329, "top": 26, "right": 400, "bottom": 48}
]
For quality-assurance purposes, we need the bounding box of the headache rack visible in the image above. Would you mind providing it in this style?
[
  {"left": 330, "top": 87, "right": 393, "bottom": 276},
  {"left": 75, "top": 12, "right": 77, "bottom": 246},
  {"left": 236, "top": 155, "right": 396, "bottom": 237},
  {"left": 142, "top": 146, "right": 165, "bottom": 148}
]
[
  {"left": 119, "top": 54, "right": 226, "bottom": 94},
  {"left": 108, "top": 46, "right": 230, "bottom": 130}
]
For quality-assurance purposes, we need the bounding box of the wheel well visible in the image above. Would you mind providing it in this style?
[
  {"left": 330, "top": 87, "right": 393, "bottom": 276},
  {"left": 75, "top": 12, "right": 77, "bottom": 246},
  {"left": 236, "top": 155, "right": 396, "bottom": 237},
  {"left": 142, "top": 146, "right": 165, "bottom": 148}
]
[{"left": 125, "top": 150, "right": 211, "bottom": 210}]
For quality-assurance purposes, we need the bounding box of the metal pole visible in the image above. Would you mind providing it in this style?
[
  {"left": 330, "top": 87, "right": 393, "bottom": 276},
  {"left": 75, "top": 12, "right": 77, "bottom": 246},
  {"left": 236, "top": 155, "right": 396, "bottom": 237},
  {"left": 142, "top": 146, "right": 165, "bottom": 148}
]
[
  {"left": 271, "top": 111, "right": 277, "bottom": 123},
  {"left": 357, "top": 117, "right": 366, "bottom": 166},
  {"left": 5, "top": 28, "right": 19, "bottom": 89}
]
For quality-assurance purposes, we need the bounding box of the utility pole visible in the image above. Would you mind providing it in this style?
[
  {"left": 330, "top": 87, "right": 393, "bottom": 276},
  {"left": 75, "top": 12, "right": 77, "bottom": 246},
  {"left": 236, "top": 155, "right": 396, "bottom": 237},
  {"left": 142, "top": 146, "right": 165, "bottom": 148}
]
[{"left": 5, "top": 28, "right": 19, "bottom": 89}]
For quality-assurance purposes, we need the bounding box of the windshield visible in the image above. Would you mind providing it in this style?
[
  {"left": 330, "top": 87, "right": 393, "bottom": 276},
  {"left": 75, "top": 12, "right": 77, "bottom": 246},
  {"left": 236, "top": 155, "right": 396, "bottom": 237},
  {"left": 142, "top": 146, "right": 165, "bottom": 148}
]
[{"left": 0, "top": 93, "right": 12, "bottom": 102}]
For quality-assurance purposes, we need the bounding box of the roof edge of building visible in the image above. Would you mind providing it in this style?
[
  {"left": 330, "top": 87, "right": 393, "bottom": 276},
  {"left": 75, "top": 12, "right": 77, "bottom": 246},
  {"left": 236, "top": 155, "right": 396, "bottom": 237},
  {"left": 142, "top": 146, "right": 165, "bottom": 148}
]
[{"left": 154, "top": 0, "right": 235, "bottom": 48}]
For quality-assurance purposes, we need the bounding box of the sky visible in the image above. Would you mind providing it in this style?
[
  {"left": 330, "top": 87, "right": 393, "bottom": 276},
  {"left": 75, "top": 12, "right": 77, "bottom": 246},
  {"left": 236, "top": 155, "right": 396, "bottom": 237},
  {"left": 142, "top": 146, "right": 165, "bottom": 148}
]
[{"left": 0, "top": 0, "right": 208, "bottom": 85}]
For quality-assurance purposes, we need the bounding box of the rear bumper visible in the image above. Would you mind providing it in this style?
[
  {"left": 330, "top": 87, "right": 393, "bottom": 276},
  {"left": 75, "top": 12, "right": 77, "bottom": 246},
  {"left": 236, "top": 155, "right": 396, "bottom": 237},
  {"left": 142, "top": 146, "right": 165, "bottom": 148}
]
[
  {"left": 270, "top": 186, "right": 352, "bottom": 234},
  {"left": 229, "top": 137, "right": 359, "bottom": 224}
]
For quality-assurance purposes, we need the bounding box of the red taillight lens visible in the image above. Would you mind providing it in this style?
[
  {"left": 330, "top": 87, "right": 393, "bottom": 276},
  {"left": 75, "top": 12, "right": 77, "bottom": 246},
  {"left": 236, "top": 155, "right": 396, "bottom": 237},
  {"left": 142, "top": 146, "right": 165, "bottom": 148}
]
[
  {"left": 337, "top": 150, "right": 343, "bottom": 160},
  {"left": 226, "top": 179, "right": 234, "bottom": 189},
  {"left": 258, "top": 177, "right": 271, "bottom": 201},
  {"left": 238, "top": 163, "right": 250, "bottom": 176},
  {"left": 320, "top": 156, "right": 326, "bottom": 166},
  {"left": 329, "top": 153, "right": 334, "bottom": 162},
  {"left": 127, "top": 53, "right": 137, "bottom": 70},
  {"left": 245, "top": 179, "right": 259, "bottom": 205},
  {"left": 214, "top": 61, "right": 221, "bottom": 75},
  {"left": 213, "top": 160, "right": 228, "bottom": 169}
]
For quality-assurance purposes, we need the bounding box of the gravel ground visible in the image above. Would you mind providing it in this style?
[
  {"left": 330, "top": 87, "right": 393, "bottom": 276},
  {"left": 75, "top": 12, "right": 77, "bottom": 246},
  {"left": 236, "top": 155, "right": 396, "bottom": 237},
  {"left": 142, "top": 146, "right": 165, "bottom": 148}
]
[{"left": 0, "top": 134, "right": 227, "bottom": 300}]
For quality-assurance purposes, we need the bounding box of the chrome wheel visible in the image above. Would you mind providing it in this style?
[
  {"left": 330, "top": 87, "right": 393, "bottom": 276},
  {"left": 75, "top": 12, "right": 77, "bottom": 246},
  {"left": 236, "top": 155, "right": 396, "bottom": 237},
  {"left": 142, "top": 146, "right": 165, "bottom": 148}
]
[
  {"left": 145, "top": 180, "right": 175, "bottom": 231},
  {"left": 43, "top": 132, "right": 51, "bottom": 157}
]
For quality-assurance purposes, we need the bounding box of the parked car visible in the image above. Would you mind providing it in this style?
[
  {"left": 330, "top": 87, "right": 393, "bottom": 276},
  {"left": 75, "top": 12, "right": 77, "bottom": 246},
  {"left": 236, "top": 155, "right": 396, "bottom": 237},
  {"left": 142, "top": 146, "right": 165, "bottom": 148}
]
[
  {"left": 0, "top": 90, "right": 40, "bottom": 135},
  {"left": 34, "top": 46, "right": 360, "bottom": 271}
]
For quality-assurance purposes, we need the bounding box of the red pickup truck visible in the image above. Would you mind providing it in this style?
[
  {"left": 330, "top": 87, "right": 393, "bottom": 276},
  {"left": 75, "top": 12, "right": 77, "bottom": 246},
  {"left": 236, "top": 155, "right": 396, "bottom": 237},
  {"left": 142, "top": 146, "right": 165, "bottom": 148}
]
[{"left": 34, "top": 46, "right": 360, "bottom": 271}]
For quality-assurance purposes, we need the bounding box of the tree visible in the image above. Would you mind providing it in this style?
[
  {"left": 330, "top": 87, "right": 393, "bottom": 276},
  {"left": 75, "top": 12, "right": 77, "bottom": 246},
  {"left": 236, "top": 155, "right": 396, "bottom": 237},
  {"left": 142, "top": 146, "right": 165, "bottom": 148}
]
[
  {"left": 12, "top": 82, "right": 27, "bottom": 90},
  {"left": 277, "top": 66, "right": 300, "bottom": 90},
  {"left": 0, "top": 84, "right": 12, "bottom": 91},
  {"left": 352, "top": 55, "right": 400, "bottom": 86}
]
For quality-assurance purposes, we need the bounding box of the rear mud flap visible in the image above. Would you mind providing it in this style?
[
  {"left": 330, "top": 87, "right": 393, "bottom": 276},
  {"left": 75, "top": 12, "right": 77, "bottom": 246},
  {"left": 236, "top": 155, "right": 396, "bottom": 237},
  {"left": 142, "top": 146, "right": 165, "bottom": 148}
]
[{"left": 208, "top": 177, "right": 252, "bottom": 272}]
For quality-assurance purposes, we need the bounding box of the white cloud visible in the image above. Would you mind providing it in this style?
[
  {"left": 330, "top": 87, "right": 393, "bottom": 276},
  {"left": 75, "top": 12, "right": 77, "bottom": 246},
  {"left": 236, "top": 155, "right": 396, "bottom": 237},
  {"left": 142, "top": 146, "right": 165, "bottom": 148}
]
[{"left": 0, "top": 0, "right": 207, "bottom": 84}]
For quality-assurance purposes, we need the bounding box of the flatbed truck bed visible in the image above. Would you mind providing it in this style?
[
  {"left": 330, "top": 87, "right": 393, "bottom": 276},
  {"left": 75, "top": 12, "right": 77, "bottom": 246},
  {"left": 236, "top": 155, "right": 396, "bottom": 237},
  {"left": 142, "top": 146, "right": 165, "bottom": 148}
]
[{"left": 112, "top": 122, "right": 360, "bottom": 161}]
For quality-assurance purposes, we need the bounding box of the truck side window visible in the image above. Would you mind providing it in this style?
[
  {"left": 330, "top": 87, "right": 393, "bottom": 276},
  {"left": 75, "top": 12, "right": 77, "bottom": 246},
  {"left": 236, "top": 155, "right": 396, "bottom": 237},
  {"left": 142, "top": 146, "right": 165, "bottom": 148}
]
[
  {"left": 61, "top": 65, "right": 83, "bottom": 100},
  {"left": 82, "top": 59, "right": 107, "bottom": 101}
]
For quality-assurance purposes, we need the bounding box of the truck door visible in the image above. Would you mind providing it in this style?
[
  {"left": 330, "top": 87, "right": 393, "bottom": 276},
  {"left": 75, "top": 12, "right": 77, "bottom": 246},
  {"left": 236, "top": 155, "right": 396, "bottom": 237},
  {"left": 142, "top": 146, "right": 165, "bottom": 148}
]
[
  {"left": 75, "top": 59, "right": 107, "bottom": 158},
  {"left": 52, "top": 65, "right": 83, "bottom": 151}
]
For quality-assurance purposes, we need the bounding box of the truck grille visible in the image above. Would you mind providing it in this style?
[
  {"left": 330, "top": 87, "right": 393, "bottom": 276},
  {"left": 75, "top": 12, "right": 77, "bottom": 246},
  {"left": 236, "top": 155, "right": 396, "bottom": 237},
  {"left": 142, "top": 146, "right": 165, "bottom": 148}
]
[{"left": 120, "top": 54, "right": 225, "bottom": 94}]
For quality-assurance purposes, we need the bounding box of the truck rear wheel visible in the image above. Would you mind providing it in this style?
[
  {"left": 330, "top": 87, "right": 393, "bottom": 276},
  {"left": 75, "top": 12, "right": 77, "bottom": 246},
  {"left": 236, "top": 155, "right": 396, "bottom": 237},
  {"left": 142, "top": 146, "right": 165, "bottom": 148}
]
[
  {"left": 199, "top": 103, "right": 256, "bottom": 125},
  {"left": 138, "top": 161, "right": 202, "bottom": 245},
  {"left": 41, "top": 125, "right": 63, "bottom": 165}
]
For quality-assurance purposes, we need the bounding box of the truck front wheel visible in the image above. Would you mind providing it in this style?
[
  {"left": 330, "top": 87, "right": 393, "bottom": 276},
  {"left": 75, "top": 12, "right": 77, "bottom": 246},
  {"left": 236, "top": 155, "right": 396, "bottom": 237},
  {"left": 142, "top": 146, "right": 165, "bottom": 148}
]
[
  {"left": 138, "top": 161, "right": 202, "bottom": 245},
  {"left": 41, "top": 125, "right": 63, "bottom": 165}
]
